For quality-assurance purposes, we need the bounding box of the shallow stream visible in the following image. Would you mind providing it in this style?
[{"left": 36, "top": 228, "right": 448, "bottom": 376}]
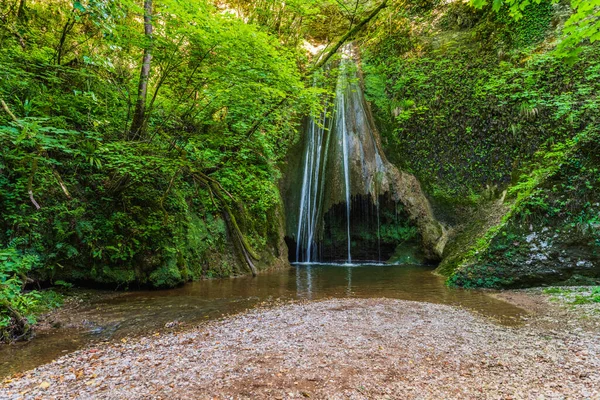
[{"left": 0, "top": 263, "right": 526, "bottom": 377}]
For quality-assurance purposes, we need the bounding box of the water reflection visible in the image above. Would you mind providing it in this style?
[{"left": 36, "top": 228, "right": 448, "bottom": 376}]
[
  {"left": 296, "top": 265, "right": 314, "bottom": 299},
  {"left": 347, "top": 266, "right": 352, "bottom": 296},
  {"left": 1, "top": 264, "right": 526, "bottom": 377}
]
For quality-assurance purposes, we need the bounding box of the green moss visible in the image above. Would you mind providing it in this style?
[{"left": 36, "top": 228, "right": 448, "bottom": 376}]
[
  {"left": 446, "top": 130, "right": 600, "bottom": 288},
  {"left": 149, "top": 260, "right": 183, "bottom": 289},
  {"left": 542, "top": 286, "right": 600, "bottom": 305},
  {"left": 362, "top": 0, "right": 600, "bottom": 203},
  {"left": 571, "top": 295, "right": 600, "bottom": 305}
]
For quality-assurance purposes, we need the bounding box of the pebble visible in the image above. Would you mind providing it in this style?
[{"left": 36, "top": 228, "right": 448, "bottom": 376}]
[{"left": 1, "top": 298, "right": 599, "bottom": 399}]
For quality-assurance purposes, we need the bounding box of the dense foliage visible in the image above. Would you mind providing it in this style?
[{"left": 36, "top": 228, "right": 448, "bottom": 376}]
[
  {"left": 357, "top": 0, "right": 599, "bottom": 286},
  {"left": 0, "top": 0, "right": 326, "bottom": 339},
  {"left": 471, "top": 0, "right": 600, "bottom": 61},
  {"left": 0, "top": 248, "right": 62, "bottom": 342},
  {"left": 360, "top": 0, "right": 599, "bottom": 204},
  {"left": 1, "top": 0, "right": 599, "bottom": 339},
  {"left": 0, "top": 0, "right": 405, "bottom": 341}
]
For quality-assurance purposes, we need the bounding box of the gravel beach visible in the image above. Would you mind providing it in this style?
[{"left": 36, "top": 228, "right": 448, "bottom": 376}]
[{"left": 2, "top": 296, "right": 599, "bottom": 399}]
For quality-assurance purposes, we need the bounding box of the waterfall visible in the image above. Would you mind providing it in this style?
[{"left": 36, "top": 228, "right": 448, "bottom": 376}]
[
  {"left": 295, "top": 55, "right": 355, "bottom": 264},
  {"left": 289, "top": 44, "right": 444, "bottom": 264},
  {"left": 296, "top": 107, "right": 330, "bottom": 263},
  {"left": 336, "top": 60, "right": 352, "bottom": 264},
  {"left": 294, "top": 50, "right": 363, "bottom": 264}
]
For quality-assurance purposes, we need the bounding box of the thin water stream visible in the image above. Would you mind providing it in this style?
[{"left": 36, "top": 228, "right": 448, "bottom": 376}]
[
  {"left": 0, "top": 264, "right": 527, "bottom": 378},
  {"left": 337, "top": 60, "right": 353, "bottom": 263}
]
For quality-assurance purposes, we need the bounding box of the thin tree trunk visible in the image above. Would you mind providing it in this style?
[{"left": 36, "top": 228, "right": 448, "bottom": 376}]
[
  {"left": 312, "top": 0, "right": 387, "bottom": 71},
  {"left": 56, "top": 18, "right": 75, "bottom": 66},
  {"left": 349, "top": 0, "right": 361, "bottom": 28},
  {"left": 129, "top": 0, "right": 153, "bottom": 140},
  {"left": 16, "top": 0, "right": 26, "bottom": 22}
]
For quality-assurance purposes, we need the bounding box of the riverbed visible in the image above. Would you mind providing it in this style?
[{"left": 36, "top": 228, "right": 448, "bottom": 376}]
[
  {"left": 1, "top": 295, "right": 599, "bottom": 399},
  {"left": 0, "top": 263, "right": 527, "bottom": 377}
]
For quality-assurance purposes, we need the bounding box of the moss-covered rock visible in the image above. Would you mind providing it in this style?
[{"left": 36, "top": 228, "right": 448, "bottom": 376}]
[
  {"left": 435, "top": 194, "right": 510, "bottom": 277},
  {"left": 446, "top": 135, "right": 600, "bottom": 287},
  {"left": 40, "top": 191, "right": 289, "bottom": 289},
  {"left": 361, "top": 0, "right": 600, "bottom": 287}
]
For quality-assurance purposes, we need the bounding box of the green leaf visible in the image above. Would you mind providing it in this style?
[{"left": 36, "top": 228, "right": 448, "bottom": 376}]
[{"left": 73, "top": 1, "right": 85, "bottom": 12}]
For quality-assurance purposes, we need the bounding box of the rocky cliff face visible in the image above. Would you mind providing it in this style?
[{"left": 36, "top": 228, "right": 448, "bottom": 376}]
[{"left": 360, "top": 0, "right": 600, "bottom": 287}]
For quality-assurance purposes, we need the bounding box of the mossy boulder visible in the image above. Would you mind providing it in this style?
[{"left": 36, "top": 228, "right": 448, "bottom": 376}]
[{"left": 445, "top": 138, "right": 600, "bottom": 288}]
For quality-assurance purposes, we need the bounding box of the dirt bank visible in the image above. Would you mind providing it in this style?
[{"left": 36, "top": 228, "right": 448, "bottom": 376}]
[{"left": 2, "top": 296, "right": 599, "bottom": 399}]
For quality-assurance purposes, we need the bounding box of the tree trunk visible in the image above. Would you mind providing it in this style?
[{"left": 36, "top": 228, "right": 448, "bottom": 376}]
[
  {"left": 312, "top": 0, "right": 387, "bottom": 71},
  {"left": 56, "top": 18, "right": 75, "bottom": 66},
  {"left": 16, "top": 0, "right": 26, "bottom": 22},
  {"left": 129, "top": 0, "right": 153, "bottom": 140}
]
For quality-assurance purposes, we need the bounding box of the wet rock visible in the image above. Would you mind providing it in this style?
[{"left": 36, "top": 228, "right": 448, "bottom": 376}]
[{"left": 442, "top": 140, "right": 600, "bottom": 288}]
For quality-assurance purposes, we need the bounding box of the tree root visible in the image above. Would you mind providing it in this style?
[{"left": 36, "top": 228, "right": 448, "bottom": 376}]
[{"left": 0, "top": 299, "right": 32, "bottom": 342}]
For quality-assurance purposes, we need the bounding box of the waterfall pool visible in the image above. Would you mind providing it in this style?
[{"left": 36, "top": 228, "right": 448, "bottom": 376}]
[{"left": 0, "top": 263, "right": 526, "bottom": 377}]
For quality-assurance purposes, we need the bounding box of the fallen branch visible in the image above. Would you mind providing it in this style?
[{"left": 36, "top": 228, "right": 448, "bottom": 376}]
[
  {"left": 28, "top": 157, "right": 40, "bottom": 210},
  {"left": 0, "top": 299, "right": 32, "bottom": 342},
  {"left": 160, "top": 168, "right": 180, "bottom": 224},
  {"left": 158, "top": 133, "right": 261, "bottom": 276},
  {"left": 52, "top": 169, "right": 71, "bottom": 199},
  {"left": 1, "top": 99, "right": 19, "bottom": 122},
  {"left": 192, "top": 171, "right": 260, "bottom": 276},
  {"left": 244, "top": 97, "right": 287, "bottom": 140}
]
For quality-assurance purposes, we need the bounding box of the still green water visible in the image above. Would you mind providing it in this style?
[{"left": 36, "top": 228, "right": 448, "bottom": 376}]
[{"left": 0, "top": 264, "right": 526, "bottom": 377}]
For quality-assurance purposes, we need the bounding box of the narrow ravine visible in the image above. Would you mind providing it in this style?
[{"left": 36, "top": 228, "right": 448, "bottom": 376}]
[{"left": 1, "top": 0, "right": 599, "bottom": 398}]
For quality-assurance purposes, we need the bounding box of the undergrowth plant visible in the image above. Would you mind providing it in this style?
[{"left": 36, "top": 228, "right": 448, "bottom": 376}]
[{"left": 0, "top": 248, "right": 62, "bottom": 342}]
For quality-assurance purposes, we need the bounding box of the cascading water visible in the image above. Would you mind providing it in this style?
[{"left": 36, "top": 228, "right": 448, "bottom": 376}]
[
  {"left": 285, "top": 44, "right": 447, "bottom": 264},
  {"left": 295, "top": 51, "right": 356, "bottom": 264},
  {"left": 294, "top": 47, "right": 385, "bottom": 264},
  {"left": 295, "top": 106, "right": 332, "bottom": 263},
  {"left": 336, "top": 59, "right": 353, "bottom": 264}
]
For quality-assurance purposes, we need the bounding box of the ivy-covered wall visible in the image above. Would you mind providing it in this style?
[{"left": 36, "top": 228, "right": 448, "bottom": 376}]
[
  {"left": 360, "top": 0, "right": 600, "bottom": 286},
  {"left": 362, "top": 0, "right": 599, "bottom": 204}
]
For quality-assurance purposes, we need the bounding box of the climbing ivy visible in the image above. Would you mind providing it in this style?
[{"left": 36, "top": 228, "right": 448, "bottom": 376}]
[{"left": 361, "top": 0, "right": 599, "bottom": 204}]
